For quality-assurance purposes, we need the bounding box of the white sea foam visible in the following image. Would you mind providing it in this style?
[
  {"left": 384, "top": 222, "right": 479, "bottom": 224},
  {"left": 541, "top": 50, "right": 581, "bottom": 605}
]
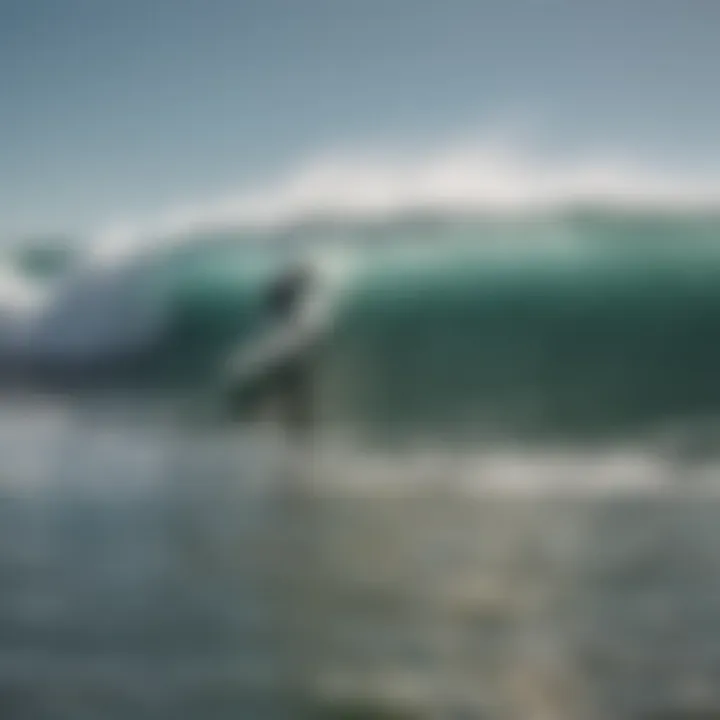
[
  {"left": 0, "top": 262, "right": 50, "bottom": 350},
  {"left": 306, "top": 442, "right": 720, "bottom": 498},
  {"left": 88, "top": 138, "right": 720, "bottom": 260}
]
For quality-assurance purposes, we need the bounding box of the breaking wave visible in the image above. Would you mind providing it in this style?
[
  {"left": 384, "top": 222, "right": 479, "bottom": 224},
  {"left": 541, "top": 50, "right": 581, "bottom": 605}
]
[{"left": 4, "top": 142, "right": 720, "bottom": 441}]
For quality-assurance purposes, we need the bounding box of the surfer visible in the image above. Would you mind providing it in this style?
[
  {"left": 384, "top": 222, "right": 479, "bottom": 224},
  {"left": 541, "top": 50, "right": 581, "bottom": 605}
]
[{"left": 222, "top": 260, "right": 327, "bottom": 433}]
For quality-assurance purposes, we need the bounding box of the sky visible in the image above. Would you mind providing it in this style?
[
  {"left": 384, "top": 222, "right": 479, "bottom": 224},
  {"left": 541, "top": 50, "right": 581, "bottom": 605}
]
[{"left": 2, "top": 0, "right": 720, "bottom": 240}]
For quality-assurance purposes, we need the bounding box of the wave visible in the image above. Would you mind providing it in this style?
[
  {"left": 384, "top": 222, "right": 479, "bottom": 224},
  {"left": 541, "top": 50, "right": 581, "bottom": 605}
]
[{"left": 4, "top": 142, "right": 720, "bottom": 440}]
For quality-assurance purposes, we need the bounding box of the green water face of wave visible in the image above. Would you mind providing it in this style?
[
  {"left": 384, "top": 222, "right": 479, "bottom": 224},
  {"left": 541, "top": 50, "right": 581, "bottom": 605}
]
[
  {"left": 310, "top": 213, "right": 720, "bottom": 441},
  {"left": 33, "top": 213, "right": 720, "bottom": 440}
]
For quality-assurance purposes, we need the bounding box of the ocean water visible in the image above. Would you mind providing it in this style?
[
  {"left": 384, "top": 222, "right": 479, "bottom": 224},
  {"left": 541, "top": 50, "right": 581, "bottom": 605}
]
[
  {"left": 1, "top": 399, "right": 720, "bottom": 719},
  {"left": 1, "top": 211, "right": 720, "bottom": 718}
]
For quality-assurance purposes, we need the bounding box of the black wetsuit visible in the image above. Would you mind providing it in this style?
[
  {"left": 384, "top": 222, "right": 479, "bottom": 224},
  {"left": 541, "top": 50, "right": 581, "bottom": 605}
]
[{"left": 226, "top": 265, "right": 317, "bottom": 433}]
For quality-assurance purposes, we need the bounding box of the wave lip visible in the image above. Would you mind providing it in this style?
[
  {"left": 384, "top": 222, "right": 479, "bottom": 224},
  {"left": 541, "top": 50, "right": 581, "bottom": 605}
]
[{"left": 108, "top": 142, "right": 720, "bottom": 243}]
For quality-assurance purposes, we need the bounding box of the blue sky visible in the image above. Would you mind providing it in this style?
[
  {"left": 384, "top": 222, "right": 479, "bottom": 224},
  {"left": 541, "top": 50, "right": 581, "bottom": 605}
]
[{"left": 2, "top": 0, "right": 720, "bottom": 239}]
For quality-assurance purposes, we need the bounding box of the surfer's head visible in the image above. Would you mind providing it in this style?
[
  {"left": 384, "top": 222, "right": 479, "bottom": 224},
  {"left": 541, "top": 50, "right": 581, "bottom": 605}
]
[{"left": 264, "top": 262, "right": 312, "bottom": 321}]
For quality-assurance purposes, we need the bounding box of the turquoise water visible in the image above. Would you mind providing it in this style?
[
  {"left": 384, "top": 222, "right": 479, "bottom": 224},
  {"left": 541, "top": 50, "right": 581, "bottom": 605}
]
[
  {"left": 329, "top": 236, "right": 720, "bottom": 442},
  {"left": 10, "top": 211, "right": 720, "bottom": 444}
]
